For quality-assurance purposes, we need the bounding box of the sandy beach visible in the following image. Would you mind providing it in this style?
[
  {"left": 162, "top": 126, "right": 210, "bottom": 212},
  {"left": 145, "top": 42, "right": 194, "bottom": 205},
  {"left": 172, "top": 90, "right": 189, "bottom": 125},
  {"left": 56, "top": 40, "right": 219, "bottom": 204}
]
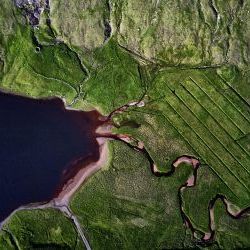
[{"left": 54, "top": 137, "right": 109, "bottom": 206}]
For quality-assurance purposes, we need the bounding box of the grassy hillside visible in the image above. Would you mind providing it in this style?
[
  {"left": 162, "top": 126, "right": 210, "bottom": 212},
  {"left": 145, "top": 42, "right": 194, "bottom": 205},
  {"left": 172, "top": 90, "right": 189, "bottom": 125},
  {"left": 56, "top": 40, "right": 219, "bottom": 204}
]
[
  {"left": 0, "top": 0, "right": 249, "bottom": 249},
  {"left": 0, "top": 208, "right": 85, "bottom": 249}
]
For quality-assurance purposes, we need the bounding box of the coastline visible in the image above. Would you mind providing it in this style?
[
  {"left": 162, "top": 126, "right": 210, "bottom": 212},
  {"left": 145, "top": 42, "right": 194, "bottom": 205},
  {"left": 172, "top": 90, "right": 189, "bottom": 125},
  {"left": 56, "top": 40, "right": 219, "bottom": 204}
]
[
  {"left": 54, "top": 137, "right": 110, "bottom": 206},
  {"left": 0, "top": 136, "right": 110, "bottom": 250},
  {"left": 0, "top": 90, "right": 109, "bottom": 229}
]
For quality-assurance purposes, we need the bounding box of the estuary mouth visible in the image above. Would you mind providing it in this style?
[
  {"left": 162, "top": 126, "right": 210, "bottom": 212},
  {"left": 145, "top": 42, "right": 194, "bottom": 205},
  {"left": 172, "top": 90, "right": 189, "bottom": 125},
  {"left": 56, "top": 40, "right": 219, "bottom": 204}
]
[{"left": 0, "top": 91, "right": 104, "bottom": 221}]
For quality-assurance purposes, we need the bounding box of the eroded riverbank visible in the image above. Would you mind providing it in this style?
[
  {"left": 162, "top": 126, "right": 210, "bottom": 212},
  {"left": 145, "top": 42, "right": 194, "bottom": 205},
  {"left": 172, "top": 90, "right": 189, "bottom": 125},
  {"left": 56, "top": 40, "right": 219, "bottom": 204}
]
[
  {"left": 95, "top": 128, "right": 250, "bottom": 246},
  {"left": 1, "top": 93, "right": 249, "bottom": 249}
]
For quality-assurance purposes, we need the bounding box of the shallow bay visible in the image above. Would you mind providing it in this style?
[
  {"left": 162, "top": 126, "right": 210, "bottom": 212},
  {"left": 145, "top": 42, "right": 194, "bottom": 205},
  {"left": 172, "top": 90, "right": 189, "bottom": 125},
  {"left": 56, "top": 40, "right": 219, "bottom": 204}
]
[{"left": 0, "top": 91, "right": 101, "bottom": 221}]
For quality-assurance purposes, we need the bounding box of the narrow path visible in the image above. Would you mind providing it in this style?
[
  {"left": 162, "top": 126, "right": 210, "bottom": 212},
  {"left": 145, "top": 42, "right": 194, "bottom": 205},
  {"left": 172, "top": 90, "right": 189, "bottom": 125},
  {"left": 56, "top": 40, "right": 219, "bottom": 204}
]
[
  {"left": 1, "top": 127, "right": 249, "bottom": 248},
  {"left": 1, "top": 98, "right": 249, "bottom": 249},
  {"left": 52, "top": 202, "right": 91, "bottom": 250},
  {"left": 0, "top": 200, "right": 92, "bottom": 250},
  {"left": 0, "top": 138, "right": 109, "bottom": 249}
]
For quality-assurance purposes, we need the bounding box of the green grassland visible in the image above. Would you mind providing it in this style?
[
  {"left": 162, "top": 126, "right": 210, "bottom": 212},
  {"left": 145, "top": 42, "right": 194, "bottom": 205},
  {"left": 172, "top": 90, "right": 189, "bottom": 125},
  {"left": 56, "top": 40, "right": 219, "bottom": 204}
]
[
  {"left": 70, "top": 140, "right": 196, "bottom": 249},
  {"left": 113, "top": 67, "right": 250, "bottom": 205},
  {"left": 0, "top": 0, "right": 249, "bottom": 249},
  {"left": 0, "top": 1, "right": 89, "bottom": 105},
  {"left": 181, "top": 165, "right": 250, "bottom": 248},
  {"left": 0, "top": 208, "right": 85, "bottom": 249},
  {"left": 81, "top": 39, "right": 144, "bottom": 114},
  {"left": 1, "top": 24, "right": 86, "bottom": 105},
  {"left": 213, "top": 200, "right": 250, "bottom": 249},
  {"left": 103, "top": 66, "right": 250, "bottom": 247}
]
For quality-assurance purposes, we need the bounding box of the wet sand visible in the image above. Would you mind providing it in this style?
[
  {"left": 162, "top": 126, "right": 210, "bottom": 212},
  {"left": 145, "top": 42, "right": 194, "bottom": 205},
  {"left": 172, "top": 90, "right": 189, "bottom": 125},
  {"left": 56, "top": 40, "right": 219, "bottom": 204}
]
[
  {"left": 1, "top": 89, "right": 248, "bottom": 248},
  {"left": 0, "top": 91, "right": 104, "bottom": 221},
  {"left": 55, "top": 137, "right": 109, "bottom": 206}
]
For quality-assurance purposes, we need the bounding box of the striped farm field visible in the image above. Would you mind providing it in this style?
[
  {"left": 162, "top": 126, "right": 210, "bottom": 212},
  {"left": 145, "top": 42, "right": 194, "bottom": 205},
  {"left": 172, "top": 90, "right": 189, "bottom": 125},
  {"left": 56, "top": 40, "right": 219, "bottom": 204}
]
[{"left": 139, "top": 69, "right": 250, "bottom": 207}]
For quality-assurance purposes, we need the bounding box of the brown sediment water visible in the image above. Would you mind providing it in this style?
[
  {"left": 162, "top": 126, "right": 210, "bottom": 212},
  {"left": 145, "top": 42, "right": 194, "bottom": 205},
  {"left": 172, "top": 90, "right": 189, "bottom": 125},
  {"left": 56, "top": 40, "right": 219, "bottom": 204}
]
[
  {"left": 0, "top": 90, "right": 105, "bottom": 221},
  {"left": 2, "top": 90, "right": 249, "bottom": 248},
  {"left": 54, "top": 137, "right": 109, "bottom": 205},
  {"left": 55, "top": 101, "right": 250, "bottom": 246},
  {"left": 0, "top": 92, "right": 143, "bottom": 221}
]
